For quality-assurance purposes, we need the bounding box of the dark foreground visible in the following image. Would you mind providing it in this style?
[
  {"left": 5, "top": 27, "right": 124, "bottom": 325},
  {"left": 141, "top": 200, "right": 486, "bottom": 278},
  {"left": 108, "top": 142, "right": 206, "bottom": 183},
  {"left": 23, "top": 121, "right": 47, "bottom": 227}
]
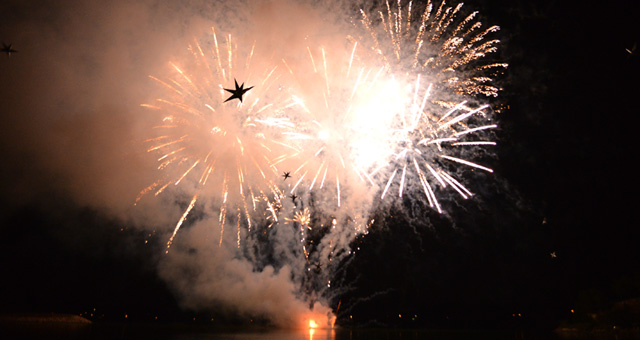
[{"left": 2, "top": 318, "right": 639, "bottom": 340}]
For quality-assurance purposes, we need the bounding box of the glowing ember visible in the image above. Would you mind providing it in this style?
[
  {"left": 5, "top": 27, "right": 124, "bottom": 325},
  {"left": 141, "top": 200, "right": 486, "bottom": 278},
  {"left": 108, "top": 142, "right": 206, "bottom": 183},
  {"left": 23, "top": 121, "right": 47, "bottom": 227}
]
[{"left": 309, "top": 319, "right": 318, "bottom": 329}]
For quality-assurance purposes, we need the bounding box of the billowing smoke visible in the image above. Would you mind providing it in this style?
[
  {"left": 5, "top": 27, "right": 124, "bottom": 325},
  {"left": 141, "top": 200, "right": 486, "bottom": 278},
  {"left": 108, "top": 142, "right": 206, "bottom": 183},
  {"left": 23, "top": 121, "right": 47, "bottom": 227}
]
[{"left": 0, "top": 0, "right": 503, "bottom": 328}]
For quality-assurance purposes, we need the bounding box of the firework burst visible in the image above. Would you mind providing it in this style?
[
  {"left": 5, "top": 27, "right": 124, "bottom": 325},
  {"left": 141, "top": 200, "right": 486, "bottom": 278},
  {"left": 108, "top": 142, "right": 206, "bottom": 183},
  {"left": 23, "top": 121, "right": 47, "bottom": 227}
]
[
  {"left": 379, "top": 78, "right": 497, "bottom": 212},
  {"left": 138, "top": 27, "right": 293, "bottom": 250},
  {"left": 357, "top": 0, "right": 506, "bottom": 211},
  {"left": 358, "top": 0, "right": 507, "bottom": 96},
  {"left": 132, "top": 0, "right": 508, "bottom": 327},
  {"left": 272, "top": 43, "right": 401, "bottom": 209}
]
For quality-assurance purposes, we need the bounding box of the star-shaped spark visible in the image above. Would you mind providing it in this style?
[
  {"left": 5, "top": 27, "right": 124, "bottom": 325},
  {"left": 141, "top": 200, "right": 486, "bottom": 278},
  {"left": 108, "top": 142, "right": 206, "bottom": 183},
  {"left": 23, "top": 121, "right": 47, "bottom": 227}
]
[{"left": 224, "top": 78, "right": 254, "bottom": 103}]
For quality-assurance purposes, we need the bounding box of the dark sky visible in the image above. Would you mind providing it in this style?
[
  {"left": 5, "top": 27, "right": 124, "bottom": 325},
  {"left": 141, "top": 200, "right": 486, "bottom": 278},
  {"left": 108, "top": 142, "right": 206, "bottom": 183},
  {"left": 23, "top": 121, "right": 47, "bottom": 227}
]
[{"left": 1, "top": 0, "right": 638, "bottom": 329}]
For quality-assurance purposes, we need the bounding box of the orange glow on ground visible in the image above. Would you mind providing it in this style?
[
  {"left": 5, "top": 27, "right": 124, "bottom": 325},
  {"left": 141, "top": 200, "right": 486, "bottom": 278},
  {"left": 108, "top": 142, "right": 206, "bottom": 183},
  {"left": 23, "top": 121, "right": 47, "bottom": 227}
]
[{"left": 298, "top": 305, "right": 335, "bottom": 329}]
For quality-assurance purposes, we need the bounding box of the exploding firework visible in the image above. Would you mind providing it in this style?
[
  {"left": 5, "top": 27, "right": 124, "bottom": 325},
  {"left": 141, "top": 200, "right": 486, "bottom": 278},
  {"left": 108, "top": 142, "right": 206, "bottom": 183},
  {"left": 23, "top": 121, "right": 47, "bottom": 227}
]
[
  {"left": 267, "top": 43, "right": 396, "bottom": 290},
  {"left": 134, "top": 0, "right": 507, "bottom": 328},
  {"left": 138, "top": 27, "right": 294, "bottom": 250},
  {"left": 358, "top": 0, "right": 507, "bottom": 96},
  {"left": 271, "top": 43, "right": 399, "bottom": 210},
  {"left": 357, "top": 0, "right": 506, "bottom": 211},
  {"left": 379, "top": 81, "right": 497, "bottom": 213}
]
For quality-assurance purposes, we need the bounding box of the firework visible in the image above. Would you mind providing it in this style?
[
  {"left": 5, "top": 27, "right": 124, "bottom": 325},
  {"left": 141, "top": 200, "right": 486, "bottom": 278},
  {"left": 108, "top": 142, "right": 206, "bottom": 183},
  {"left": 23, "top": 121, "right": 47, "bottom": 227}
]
[
  {"left": 138, "top": 27, "right": 292, "bottom": 250},
  {"left": 378, "top": 78, "right": 497, "bottom": 212},
  {"left": 271, "top": 43, "right": 399, "bottom": 299},
  {"left": 134, "top": 0, "right": 507, "bottom": 327},
  {"left": 357, "top": 0, "right": 506, "bottom": 211},
  {"left": 271, "top": 43, "right": 400, "bottom": 209},
  {"left": 358, "top": 0, "right": 507, "bottom": 96}
]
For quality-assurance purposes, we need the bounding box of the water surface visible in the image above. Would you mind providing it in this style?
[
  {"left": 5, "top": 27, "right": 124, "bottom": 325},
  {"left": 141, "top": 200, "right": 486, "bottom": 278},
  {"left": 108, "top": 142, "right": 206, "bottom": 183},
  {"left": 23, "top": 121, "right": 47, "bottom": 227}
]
[{"left": 2, "top": 322, "right": 631, "bottom": 340}]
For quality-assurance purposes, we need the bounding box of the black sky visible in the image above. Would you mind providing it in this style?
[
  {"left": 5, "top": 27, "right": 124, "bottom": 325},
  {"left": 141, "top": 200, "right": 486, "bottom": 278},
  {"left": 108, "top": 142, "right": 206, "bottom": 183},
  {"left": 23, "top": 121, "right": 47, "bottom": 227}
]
[{"left": 1, "top": 0, "right": 638, "bottom": 329}]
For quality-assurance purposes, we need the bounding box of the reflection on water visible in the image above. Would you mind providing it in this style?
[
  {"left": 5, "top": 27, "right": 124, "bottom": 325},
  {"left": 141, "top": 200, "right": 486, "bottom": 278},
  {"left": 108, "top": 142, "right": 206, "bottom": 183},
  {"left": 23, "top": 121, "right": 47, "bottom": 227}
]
[{"left": 2, "top": 323, "right": 634, "bottom": 340}]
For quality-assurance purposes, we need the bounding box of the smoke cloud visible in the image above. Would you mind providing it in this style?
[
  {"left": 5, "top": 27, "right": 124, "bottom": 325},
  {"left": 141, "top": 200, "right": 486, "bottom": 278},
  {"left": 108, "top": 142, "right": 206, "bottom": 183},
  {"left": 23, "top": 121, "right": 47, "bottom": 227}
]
[
  {"left": 0, "top": 0, "right": 383, "bottom": 327},
  {"left": 1, "top": 0, "right": 503, "bottom": 327}
]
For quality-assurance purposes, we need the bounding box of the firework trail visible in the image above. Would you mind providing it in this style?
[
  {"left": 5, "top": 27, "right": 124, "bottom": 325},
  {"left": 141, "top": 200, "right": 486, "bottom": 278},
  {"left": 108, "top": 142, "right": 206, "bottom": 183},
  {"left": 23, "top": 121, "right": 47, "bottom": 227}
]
[
  {"left": 138, "top": 27, "right": 294, "bottom": 251},
  {"left": 357, "top": 0, "right": 506, "bottom": 211}
]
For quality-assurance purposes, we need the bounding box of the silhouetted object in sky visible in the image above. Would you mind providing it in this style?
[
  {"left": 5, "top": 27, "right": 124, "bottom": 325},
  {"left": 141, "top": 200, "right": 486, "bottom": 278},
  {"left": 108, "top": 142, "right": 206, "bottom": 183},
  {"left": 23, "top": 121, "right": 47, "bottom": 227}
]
[
  {"left": 1, "top": 43, "right": 17, "bottom": 57},
  {"left": 282, "top": 171, "right": 291, "bottom": 180},
  {"left": 223, "top": 78, "right": 253, "bottom": 103}
]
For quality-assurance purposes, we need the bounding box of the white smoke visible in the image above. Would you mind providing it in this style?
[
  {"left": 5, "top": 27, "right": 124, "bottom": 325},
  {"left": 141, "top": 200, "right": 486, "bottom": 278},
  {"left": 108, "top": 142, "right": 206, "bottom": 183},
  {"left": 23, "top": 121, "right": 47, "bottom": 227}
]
[{"left": 0, "top": 0, "right": 501, "bottom": 328}]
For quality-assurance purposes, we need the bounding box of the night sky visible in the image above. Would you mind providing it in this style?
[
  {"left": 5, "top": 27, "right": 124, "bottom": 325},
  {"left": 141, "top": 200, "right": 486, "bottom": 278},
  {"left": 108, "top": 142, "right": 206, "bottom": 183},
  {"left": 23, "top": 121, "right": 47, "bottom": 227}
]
[{"left": 1, "top": 0, "right": 638, "bottom": 330}]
